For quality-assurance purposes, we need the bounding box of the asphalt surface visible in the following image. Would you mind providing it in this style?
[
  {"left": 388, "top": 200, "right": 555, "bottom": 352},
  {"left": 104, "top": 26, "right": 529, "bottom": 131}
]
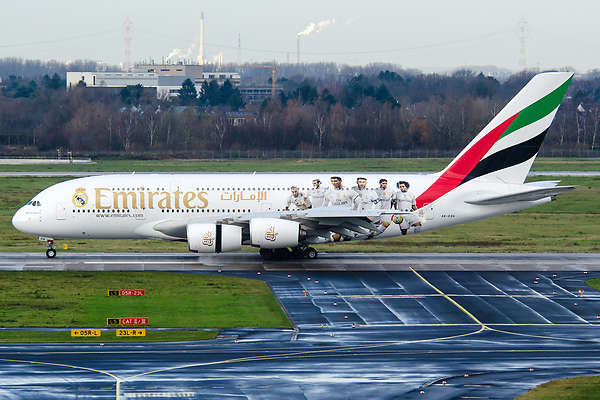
[
  {"left": 1, "top": 254, "right": 600, "bottom": 399},
  {"left": 2, "top": 252, "right": 600, "bottom": 271}
]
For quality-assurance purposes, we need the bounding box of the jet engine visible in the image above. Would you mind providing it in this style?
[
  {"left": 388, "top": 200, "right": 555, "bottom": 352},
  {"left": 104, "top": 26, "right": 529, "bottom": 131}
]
[
  {"left": 250, "top": 218, "right": 300, "bottom": 249},
  {"left": 187, "top": 223, "right": 242, "bottom": 253}
]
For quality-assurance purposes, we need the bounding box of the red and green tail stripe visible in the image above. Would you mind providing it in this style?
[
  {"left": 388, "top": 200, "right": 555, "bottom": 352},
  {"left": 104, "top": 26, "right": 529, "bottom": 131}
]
[{"left": 416, "top": 76, "right": 572, "bottom": 208}]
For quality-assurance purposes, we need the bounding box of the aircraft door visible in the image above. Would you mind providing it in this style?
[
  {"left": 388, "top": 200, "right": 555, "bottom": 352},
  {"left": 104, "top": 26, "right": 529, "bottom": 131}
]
[
  {"left": 56, "top": 203, "right": 66, "bottom": 220},
  {"left": 423, "top": 203, "right": 436, "bottom": 220}
]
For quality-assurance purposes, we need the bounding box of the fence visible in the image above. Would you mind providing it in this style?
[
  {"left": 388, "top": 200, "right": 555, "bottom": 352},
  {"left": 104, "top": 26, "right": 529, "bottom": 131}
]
[{"left": 1, "top": 148, "right": 599, "bottom": 160}]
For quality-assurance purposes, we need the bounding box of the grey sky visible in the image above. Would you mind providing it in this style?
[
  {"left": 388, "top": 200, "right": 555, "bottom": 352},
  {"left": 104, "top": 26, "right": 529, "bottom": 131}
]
[{"left": 1, "top": 0, "right": 597, "bottom": 72}]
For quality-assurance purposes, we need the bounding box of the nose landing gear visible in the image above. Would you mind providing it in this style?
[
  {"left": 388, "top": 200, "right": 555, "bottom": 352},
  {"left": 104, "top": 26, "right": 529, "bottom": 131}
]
[{"left": 45, "top": 239, "right": 56, "bottom": 258}]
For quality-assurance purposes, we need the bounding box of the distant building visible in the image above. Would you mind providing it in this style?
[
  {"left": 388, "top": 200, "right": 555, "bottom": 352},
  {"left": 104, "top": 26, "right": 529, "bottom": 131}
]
[
  {"left": 134, "top": 63, "right": 203, "bottom": 78},
  {"left": 66, "top": 66, "right": 241, "bottom": 99},
  {"left": 66, "top": 72, "right": 157, "bottom": 90},
  {"left": 240, "top": 87, "right": 282, "bottom": 103},
  {"left": 226, "top": 111, "right": 256, "bottom": 126},
  {"left": 197, "top": 72, "right": 240, "bottom": 87}
]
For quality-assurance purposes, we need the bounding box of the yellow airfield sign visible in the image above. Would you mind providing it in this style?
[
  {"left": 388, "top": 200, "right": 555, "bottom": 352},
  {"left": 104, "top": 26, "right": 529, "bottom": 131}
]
[{"left": 116, "top": 329, "right": 146, "bottom": 337}]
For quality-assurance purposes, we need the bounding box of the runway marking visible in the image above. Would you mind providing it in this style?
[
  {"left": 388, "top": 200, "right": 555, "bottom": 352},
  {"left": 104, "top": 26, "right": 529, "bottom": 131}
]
[
  {"left": 0, "top": 358, "right": 121, "bottom": 399},
  {"left": 121, "top": 326, "right": 485, "bottom": 382},
  {"left": 408, "top": 267, "right": 600, "bottom": 342},
  {"left": 409, "top": 267, "right": 486, "bottom": 327},
  {"left": 124, "top": 393, "right": 195, "bottom": 398},
  {"left": 83, "top": 261, "right": 207, "bottom": 265},
  {"left": 360, "top": 323, "right": 600, "bottom": 327},
  {"left": 342, "top": 294, "right": 547, "bottom": 299},
  {"left": 486, "top": 326, "right": 597, "bottom": 342}
]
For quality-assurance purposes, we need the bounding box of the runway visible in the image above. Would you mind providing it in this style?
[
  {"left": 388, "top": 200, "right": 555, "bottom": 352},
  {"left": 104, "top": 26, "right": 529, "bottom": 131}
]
[
  {"left": 1, "top": 254, "right": 600, "bottom": 399},
  {"left": 2, "top": 252, "right": 600, "bottom": 271}
]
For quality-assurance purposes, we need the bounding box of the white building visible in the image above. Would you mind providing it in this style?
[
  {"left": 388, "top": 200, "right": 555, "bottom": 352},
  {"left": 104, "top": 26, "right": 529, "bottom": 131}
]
[
  {"left": 66, "top": 72, "right": 157, "bottom": 90},
  {"left": 66, "top": 69, "right": 241, "bottom": 99}
]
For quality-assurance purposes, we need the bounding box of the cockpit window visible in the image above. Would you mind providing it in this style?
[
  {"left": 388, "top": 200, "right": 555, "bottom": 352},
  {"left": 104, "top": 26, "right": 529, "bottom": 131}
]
[
  {"left": 26, "top": 201, "right": 32, "bottom": 205},
  {"left": 35, "top": 201, "right": 41, "bottom": 206},
  {"left": 27, "top": 201, "right": 41, "bottom": 206}
]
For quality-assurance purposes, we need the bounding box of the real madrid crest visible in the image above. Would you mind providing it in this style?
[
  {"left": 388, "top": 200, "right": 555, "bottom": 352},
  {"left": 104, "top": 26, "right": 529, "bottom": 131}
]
[{"left": 72, "top": 187, "right": 88, "bottom": 207}]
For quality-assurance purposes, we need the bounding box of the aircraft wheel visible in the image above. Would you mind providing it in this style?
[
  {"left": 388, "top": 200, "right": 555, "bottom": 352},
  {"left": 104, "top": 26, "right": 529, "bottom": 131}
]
[
  {"left": 46, "top": 248, "right": 56, "bottom": 258},
  {"left": 305, "top": 247, "right": 318, "bottom": 259}
]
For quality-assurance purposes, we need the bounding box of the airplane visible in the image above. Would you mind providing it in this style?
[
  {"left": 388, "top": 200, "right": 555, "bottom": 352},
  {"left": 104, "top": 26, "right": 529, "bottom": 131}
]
[{"left": 12, "top": 72, "right": 575, "bottom": 260}]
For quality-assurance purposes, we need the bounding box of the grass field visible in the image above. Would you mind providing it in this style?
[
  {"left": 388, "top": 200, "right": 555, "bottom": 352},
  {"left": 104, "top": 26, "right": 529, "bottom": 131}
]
[
  {"left": 0, "top": 271, "right": 291, "bottom": 342},
  {"left": 587, "top": 279, "right": 600, "bottom": 291},
  {"left": 515, "top": 375, "right": 600, "bottom": 400},
  {"left": 1, "top": 174, "right": 598, "bottom": 253},
  {"left": 0, "top": 157, "right": 599, "bottom": 172}
]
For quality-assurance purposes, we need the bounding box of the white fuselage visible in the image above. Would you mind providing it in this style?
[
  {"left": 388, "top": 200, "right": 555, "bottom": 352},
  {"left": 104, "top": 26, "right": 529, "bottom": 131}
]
[{"left": 12, "top": 172, "right": 549, "bottom": 245}]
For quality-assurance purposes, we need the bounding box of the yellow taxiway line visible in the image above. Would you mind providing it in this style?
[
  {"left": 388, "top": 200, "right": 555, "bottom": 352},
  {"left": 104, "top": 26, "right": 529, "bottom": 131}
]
[
  {"left": 0, "top": 358, "right": 121, "bottom": 399},
  {"left": 409, "top": 267, "right": 486, "bottom": 327},
  {"left": 408, "top": 266, "right": 596, "bottom": 342}
]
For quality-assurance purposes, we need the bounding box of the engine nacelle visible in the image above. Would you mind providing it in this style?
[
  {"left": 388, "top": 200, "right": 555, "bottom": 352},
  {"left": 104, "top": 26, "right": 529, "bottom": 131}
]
[
  {"left": 250, "top": 218, "right": 300, "bottom": 249},
  {"left": 187, "top": 223, "right": 242, "bottom": 253}
]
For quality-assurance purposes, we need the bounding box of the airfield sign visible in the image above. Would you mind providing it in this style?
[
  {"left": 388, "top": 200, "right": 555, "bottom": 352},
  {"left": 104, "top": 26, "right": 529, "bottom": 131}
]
[{"left": 71, "top": 329, "right": 101, "bottom": 337}]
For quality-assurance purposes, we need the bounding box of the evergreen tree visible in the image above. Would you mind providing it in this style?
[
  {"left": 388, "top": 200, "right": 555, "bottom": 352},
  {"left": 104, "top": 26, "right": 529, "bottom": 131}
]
[{"left": 178, "top": 78, "right": 198, "bottom": 105}]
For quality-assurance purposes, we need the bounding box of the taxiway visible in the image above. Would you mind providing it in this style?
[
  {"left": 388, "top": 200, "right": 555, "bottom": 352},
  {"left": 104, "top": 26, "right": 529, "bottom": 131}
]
[{"left": 1, "top": 254, "right": 600, "bottom": 399}]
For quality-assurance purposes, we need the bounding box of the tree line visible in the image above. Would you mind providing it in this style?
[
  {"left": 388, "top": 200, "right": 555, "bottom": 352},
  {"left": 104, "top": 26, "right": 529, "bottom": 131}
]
[{"left": 1, "top": 58, "right": 600, "bottom": 156}]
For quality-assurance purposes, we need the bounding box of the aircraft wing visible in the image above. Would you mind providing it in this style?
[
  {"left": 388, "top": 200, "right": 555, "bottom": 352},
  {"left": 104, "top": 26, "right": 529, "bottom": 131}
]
[
  {"left": 464, "top": 186, "right": 575, "bottom": 206},
  {"left": 152, "top": 208, "right": 408, "bottom": 239}
]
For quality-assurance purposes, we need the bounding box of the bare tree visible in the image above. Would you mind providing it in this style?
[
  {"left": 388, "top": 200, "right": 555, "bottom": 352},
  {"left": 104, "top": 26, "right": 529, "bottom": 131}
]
[
  {"left": 119, "top": 106, "right": 139, "bottom": 151},
  {"left": 591, "top": 105, "right": 600, "bottom": 150},
  {"left": 313, "top": 109, "right": 327, "bottom": 152},
  {"left": 146, "top": 106, "right": 160, "bottom": 148},
  {"left": 213, "top": 114, "right": 229, "bottom": 152}
]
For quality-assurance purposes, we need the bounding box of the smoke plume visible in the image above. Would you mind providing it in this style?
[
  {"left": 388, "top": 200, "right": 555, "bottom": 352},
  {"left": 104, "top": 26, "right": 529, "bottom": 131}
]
[
  {"left": 166, "top": 44, "right": 196, "bottom": 62},
  {"left": 297, "top": 19, "right": 335, "bottom": 36}
]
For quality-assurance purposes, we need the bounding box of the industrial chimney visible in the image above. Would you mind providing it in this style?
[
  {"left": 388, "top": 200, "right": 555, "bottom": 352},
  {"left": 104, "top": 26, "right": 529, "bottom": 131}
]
[{"left": 197, "top": 12, "right": 205, "bottom": 65}]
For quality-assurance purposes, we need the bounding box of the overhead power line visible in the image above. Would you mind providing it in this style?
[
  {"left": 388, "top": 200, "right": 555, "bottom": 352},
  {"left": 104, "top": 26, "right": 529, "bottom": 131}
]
[
  {"left": 201, "top": 29, "right": 512, "bottom": 56},
  {"left": 0, "top": 28, "right": 121, "bottom": 49}
]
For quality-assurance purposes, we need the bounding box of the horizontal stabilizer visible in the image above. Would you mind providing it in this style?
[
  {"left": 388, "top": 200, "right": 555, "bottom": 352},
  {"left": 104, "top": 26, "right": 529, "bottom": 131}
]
[{"left": 465, "top": 186, "right": 575, "bottom": 205}]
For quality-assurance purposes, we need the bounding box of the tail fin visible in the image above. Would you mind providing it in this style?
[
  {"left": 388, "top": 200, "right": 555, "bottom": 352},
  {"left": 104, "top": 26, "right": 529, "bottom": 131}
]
[{"left": 416, "top": 71, "right": 573, "bottom": 208}]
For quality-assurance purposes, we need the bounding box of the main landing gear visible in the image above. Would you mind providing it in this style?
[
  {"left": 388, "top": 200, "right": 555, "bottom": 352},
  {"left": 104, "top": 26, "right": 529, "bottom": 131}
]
[
  {"left": 45, "top": 239, "right": 56, "bottom": 258},
  {"left": 259, "top": 246, "right": 318, "bottom": 260}
]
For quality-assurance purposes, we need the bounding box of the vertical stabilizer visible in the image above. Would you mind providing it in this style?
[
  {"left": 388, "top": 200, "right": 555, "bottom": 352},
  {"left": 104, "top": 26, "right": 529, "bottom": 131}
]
[{"left": 416, "top": 72, "right": 573, "bottom": 208}]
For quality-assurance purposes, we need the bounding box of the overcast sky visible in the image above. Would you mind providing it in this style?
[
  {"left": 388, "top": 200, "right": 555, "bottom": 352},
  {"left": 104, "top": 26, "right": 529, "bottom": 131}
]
[{"left": 1, "top": 0, "right": 597, "bottom": 72}]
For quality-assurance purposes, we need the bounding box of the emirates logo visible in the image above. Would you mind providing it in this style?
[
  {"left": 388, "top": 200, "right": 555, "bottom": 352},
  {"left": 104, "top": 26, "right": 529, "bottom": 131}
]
[
  {"left": 202, "top": 231, "right": 215, "bottom": 246},
  {"left": 264, "top": 226, "right": 278, "bottom": 241}
]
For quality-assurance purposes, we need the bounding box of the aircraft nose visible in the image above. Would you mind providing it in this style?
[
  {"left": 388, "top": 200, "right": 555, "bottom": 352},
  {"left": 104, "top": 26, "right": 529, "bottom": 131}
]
[{"left": 12, "top": 207, "right": 28, "bottom": 233}]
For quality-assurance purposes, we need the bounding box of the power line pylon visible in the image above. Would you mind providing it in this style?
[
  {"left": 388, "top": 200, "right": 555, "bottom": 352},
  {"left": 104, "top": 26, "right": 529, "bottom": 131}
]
[{"left": 517, "top": 18, "right": 529, "bottom": 70}]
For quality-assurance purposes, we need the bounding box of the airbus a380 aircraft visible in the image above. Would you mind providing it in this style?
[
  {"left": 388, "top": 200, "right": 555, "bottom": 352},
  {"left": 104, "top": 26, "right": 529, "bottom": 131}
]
[{"left": 13, "top": 72, "right": 575, "bottom": 259}]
